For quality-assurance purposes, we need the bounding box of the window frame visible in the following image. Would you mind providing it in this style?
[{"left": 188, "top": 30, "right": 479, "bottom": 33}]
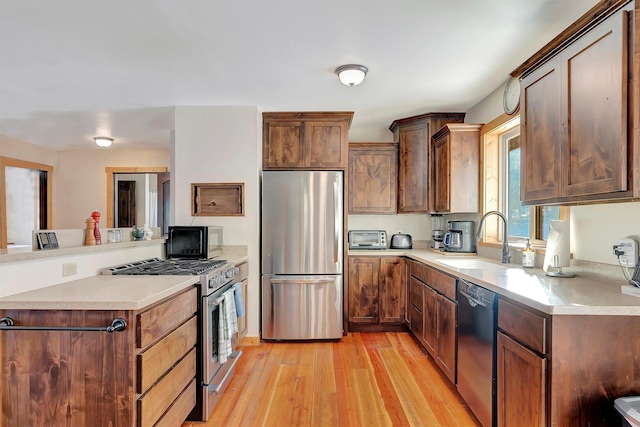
[{"left": 480, "top": 114, "right": 568, "bottom": 249}]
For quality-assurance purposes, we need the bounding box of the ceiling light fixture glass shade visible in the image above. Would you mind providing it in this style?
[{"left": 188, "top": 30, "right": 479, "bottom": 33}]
[
  {"left": 93, "top": 136, "right": 114, "bottom": 147},
  {"left": 335, "top": 64, "right": 368, "bottom": 87}
]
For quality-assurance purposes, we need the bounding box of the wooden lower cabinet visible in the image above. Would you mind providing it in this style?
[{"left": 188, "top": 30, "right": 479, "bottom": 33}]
[
  {"left": 236, "top": 261, "right": 249, "bottom": 341},
  {"left": 347, "top": 256, "right": 405, "bottom": 331},
  {"left": 408, "top": 260, "right": 457, "bottom": 383},
  {"left": 0, "top": 286, "right": 198, "bottom": 427},
  {"left": 496, "top": 332, "right": 546, "bottom": 427}
]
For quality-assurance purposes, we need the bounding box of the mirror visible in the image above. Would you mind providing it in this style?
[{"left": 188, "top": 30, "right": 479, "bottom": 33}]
[{"left": 106, "top": 167, "right": 169, "bottom": 234}]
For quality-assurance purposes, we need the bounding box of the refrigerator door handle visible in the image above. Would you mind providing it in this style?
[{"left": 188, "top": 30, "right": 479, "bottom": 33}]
[{"left": 334, "top": 174, "right": 340, "bottom": 266}]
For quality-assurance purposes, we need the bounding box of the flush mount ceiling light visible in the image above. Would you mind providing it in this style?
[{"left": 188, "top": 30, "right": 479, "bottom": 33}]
[
  {"left": 93, "top": 136, "right": 113, "bottom": 147},
  {"left": 335, "top": 64, "right": 368, "bottom": 87}
]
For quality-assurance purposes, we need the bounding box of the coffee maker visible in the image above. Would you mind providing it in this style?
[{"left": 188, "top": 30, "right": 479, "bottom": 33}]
[
  {"left": 431, "top": 214, "right": 445, "bottom": 249},
  {"left": 443, "top": 221, "right": 476, "bottom": 253}
]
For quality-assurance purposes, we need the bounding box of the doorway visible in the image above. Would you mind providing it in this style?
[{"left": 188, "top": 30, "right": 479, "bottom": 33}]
[
  {"left": 105, "top": 167, "right": 169, "bottom": 230},
  {"left": 117, "top": 180, "right": 136, "bottom": 227},
  {"left": 0, "top": 157, "right": 53, "bottom": 249}
]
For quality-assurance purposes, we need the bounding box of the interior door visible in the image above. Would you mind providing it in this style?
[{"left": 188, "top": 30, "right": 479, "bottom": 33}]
[{"left": 117, "top": 181, "right": 136, "bottom": 227}]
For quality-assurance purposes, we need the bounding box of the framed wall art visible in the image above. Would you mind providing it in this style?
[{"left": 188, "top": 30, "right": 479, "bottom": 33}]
[{"left": 191, "top": 183, "right": 245, "bottom": 216}]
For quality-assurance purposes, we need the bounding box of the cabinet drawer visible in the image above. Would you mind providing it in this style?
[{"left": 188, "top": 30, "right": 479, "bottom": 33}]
[
  {"left": 498, "top": 299, "right": 547, "bottom": 354},
  {"left": 427, "top": 267, "right": 456, "bottom": 301},
  {"left": 153, "top": 379, "right": 197, "bottom": 427},
  {"left": 137, "top": 315, "right": 197, "bottom": 393},
  {"left": 410, "top": 261, "right": 424, "bottom": 281},
  {"left": 137, "top": 348, "right": 196, "bottom": 427},
  {"left": 409, "top": 277, "right": 423, "bottom": 309},
  {"left": 137, "top": 287, "right": 198, "bottom": 349}
]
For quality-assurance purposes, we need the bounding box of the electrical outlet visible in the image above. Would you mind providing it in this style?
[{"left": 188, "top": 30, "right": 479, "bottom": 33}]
[
  {"left": 62, "top": 262, "right": 77, "bottom": 276},
  {"left": 618, "top": 238, "right": 638, "bottom": 268}
]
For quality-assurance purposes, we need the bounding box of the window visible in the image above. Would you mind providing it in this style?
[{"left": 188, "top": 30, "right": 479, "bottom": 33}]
[{"left": 481, "top": 115, "right": 566, "bottom": 246}]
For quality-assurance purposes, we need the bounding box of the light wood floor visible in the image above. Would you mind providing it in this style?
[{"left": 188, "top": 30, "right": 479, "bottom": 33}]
[{"left": 183, "top": 332, "right": 481, "bottom": 427}]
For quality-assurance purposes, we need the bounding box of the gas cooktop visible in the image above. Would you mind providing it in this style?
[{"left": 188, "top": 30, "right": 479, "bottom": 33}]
[{"left": 103, "top": 257, "right": 228, "bottom": 276}]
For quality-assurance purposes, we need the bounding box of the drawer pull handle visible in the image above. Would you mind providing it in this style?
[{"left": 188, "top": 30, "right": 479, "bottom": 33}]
[{"left": 0, "top": 316, "right": 127, "bottom": 333}]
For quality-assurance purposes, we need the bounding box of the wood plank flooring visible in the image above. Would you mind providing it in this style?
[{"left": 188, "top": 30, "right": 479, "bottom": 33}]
[{"left": 183, "top": 332, "right": 480, "bottom": 427}]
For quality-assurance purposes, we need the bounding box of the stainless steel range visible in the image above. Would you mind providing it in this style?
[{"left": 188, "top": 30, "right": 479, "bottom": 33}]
[{"left": 102, "top": 257, "right": 242, "bottom": 421}]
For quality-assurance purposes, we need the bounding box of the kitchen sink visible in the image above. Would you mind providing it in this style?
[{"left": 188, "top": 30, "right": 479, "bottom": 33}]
[{"left": 435, "top": 258, "right": 510, "bottom": 271}]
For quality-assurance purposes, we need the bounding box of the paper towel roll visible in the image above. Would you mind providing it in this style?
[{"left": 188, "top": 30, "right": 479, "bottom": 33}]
[{"left": 543, "top": 220, "right": 571, "bottom": 272}]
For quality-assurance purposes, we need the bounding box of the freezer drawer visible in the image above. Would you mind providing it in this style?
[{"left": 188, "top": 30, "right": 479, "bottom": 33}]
[{"left": 261, "top": 275, "right": 343, "bottom": 340}]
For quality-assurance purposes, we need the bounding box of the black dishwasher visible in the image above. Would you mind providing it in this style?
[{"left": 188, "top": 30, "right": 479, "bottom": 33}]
[{"left": 457, "top": 278, "right": 498, "bottom": 427}]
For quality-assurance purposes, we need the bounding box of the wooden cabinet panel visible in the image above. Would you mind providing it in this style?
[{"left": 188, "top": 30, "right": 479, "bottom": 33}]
[
  {"left": 422, "top": 285, "right": 438, "bottom": 356},
  {"left": 497, "top": 332, "right": 546, "bottom": 427},
  {"left": 154, "top": 379, "right": 197, "bottom": 427},
  {"left": 379, "top": 257, "right": 405, "bottom": 323},
  {"left": 347, "top": 257, "right": 380, "bottom": 324},
  {"left": 409, "top": 276, "right": 423, "bottom": 309},
  {"left": 236, "top": 261, "right": 249, "bottom": 341},
  {"left": 137, "top": 287, "right": 197, "bottom": 349},
  {"left": 137, "top": 315, "right": 197, "bottom": 393},
  {"left": 498, "top": 299, "right": 546, "bottom": 354},
  {"left": 563, "top": 10, "right": 628, "bottom": 197},
  {"left": 436, "top": 296, "right": 457, "bottom": 383},
  {"left": 348, "top": 143, "right": 398, "bottom": 214},
  {"left": 410, "top": 260, "right": 424, "bottom": 282},
  {"left": 431, "top": 124, "right": 481, "bottom": 213},
  {"left": 262, "top": 112, "right": 352, "bottom": 170},
  {"left": 262, "top": 121, "right": 305, "bottom": 168},
  {"left": 398, "top": 123, "right": 429, "bottom": 213},
  {"left": 306, "top": 121, "right": 349, "bottom": 168},
  {"left": 137, "top": 348, "right": 196, "bottom": 427},
  {"left": 428, "top": 267, "right": 456, "bottom": 301},
  {"left": 409, "top": 303, "right": 423, "bottom": 338},
  {"left": 521, "top": 57, "right": 563, "bottom": 203}
]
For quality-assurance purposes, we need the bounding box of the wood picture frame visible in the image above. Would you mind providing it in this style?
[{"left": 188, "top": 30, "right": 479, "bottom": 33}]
[{"left": 191, "top": 183, "right": 245, "bottom": 216}]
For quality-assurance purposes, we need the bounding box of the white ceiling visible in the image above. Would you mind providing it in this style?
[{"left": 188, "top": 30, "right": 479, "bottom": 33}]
[{"left": 0, "top": 0, "right": 598, "bottom": 151}]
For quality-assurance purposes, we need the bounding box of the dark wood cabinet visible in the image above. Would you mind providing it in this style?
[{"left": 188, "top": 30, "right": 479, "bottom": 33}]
[
  {"left": 408, "top": 260, "right": 457, "bottom": 383},
  {"left": 262, "top": 112, "right": 353, "bottom": 169},
  {"left": 496, "top": 332, "right": 546, "bottom": 427},
  {"left": 347, "top": 256, "right": 405, "bottom": 331},
  {"left": 431, "top": 123, "right": 481, "bottom": 213},
  {"left": 0, "top": 286, "right": 198, "bottom": 427},
  {"left": 348, "top": 143, "right": 398, "bottom": 214},
  {"left": 519, "top": 2, "right": 638, "bottom": 204},
  {"left": 236, "top": 261, "right": 249, "bottom": 341},
  {"left": 390, "top": 113, "right": 465, "bottom": 213}
]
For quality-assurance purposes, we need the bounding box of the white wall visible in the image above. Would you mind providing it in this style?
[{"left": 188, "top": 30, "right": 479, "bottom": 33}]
[
  {"left": 55, "top": 148, "right": 170, "bottom": 229},
  {"left": 5, "top": 167, "right": 38, "bottom": 245},
  {"left": 466, "top": 81, "right": 640, "bottom": 265},
  {"left": 173, "top": 106, "right": 260, "bottom": 336}
]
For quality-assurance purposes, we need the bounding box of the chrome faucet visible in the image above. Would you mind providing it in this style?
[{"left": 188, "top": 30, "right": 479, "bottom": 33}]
[{"left": 476, "top": 211, "right": 511, "bottom": 264}]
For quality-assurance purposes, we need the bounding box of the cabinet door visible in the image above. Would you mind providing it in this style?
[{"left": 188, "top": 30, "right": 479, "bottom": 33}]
[
  {"left": 403, "top": 261, "right": 411, "bottom": 326},
  {"left": 433, "top": 134, "right": 450, "bottom": 212},
  {"left": 347, "top": 257, "right": 380, "bottom": 323},
  {"left": 436, "top": 295, "right": 457, "bottom": 383},
  {"left": 306, "top": 121, "right": 348, "bottom": 168},
  {"left": 562, "top": 10, "right": 628, "bottom": 197},
  {"left": 237, "top": 278, "right": 248, "bottom": 340},
  {"left": 348, "top": 144, "right": 398, "bottom": 214},
  {"left": 379, "top": 257, "right": 405, "bottom": 324},
  {"left": 422, "top": 285, "right": 438, "bottom": 356},
  {"left": 398, "top": 123, "right": 429, "bottom": 213},
  {"left": 497, "top": 332, "right": 547, "bottom": 427},
  {"left": 521, "top": 57, "right": 563, "bottom": 203},
  {"left": 263, "top": 121, "right": 305, "bottom": 168}
]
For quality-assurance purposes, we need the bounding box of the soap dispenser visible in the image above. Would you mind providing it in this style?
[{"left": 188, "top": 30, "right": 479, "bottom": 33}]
[{"left": 522, "top": 239, "right": 535, "bottom": 268}]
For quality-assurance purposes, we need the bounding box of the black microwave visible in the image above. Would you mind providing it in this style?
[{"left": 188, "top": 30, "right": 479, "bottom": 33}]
[{"left": 165, "top": 225, "right": 223, "bottom": 259}]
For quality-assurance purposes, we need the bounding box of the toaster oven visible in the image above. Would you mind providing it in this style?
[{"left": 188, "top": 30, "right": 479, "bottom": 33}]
[{"left": 348, "top": 230, "right": 387, "bottom": 250}]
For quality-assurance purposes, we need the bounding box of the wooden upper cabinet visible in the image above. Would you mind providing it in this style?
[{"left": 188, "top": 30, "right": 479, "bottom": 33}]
[
  {"left": 431, "top": 123, "right": 481, "bottom": 213},
  {"left": 518, "top": 2, "right": 636, "bottom": 205},
  {"left": 390, "top": 113, "right": 465, "bottom": 213},
  {"left": 348, "top": 143, "right": 398, "bottom": 214},
  {"left": 262, "top": 112, "right": 353, "bottom": 170}
]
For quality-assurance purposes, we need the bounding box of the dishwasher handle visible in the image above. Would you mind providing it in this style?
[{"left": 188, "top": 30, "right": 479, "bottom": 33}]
[{"left": 458, "top": 290, "right": 487, "bottom": 308}]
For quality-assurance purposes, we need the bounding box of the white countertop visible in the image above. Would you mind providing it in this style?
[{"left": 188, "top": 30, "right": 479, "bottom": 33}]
[
  {"left": 349, "top": 248, "right": 640, "bottom": 316},
  {"left": 0, "top": 275, "right": 200, "bottom": 310}
]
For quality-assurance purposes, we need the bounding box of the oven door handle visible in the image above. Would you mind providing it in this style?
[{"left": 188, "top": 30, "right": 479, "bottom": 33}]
[{"left": 208, "top": 350, "right": 242, "bottom": 395}]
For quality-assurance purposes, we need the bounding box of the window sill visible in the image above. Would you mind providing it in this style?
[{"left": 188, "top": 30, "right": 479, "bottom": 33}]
[{"left": 478, "top": 240, "right": 547, "bottom": 254}]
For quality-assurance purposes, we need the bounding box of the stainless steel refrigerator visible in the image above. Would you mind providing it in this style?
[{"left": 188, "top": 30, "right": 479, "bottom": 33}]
[{"left": 261, "top": 170, "right": 343, "bottom": 340}]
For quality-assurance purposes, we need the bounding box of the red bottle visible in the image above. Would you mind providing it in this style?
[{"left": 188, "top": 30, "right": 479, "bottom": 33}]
[{"left": 91, "top": 211, "right": 101, "bottom": 245}]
